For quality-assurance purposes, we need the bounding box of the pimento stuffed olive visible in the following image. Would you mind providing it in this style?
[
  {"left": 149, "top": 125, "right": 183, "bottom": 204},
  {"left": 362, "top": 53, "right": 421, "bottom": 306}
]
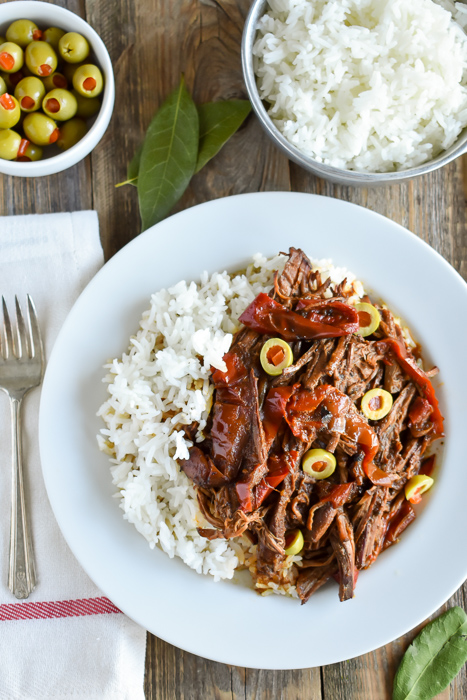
[{"left": 0, "top": 19, "right": 104, "bottom": 163}]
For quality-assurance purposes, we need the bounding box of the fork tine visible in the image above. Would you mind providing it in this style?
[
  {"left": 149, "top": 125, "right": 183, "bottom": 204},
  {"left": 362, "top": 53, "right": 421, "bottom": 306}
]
[
  {"left": 15, "top": 296, "right": 28, "bottom": 358},
  {"left": 26, "top": 295, "right": 42, "bottom": 361},
  {"left": 2, "top": 296, "right": 13, "bottom": 360}
]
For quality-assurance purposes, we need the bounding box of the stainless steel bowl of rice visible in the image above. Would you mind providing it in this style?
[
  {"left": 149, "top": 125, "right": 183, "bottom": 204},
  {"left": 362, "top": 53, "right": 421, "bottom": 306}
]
[{"left": 242, "top": 0, "right": 467, "bottom": 185}]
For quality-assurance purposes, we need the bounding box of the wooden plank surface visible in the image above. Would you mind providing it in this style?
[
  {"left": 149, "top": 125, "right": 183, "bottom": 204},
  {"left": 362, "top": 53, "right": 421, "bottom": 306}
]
[{"left": 1, "top": 0, "right": 466, "bottom": 697}]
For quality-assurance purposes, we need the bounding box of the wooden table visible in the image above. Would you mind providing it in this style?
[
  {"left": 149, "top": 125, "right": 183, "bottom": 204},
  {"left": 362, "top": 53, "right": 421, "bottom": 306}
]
[{"left": 2, "top": 0, "right": 466, "bottom": 697}]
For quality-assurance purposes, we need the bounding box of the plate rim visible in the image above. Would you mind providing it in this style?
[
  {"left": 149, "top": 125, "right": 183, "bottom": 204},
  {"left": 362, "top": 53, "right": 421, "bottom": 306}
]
[{"left": 39, "top": 191, "right": 467, "bottom": 669}]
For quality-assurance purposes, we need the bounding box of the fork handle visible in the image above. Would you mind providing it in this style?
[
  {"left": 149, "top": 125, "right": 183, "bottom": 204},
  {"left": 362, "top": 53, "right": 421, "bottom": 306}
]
[{"left": 8, "top": 396, "right": 36, "bottom": 599}]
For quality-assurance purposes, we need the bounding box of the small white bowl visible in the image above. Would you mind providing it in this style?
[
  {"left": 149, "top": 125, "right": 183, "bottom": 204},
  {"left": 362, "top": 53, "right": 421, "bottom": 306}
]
[{"left": 0, "top": 1, "right": 115, "bottom": 177}]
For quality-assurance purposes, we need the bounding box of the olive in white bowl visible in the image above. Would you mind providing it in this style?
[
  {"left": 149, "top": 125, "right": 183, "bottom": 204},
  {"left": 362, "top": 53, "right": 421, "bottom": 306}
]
[{"left": 0, "top": 1, "right": 114, "bottom": 177}]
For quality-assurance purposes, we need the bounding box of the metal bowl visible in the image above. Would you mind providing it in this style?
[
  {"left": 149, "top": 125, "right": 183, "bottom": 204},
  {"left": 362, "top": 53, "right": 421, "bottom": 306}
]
[{"left": 241, "top": 0, "right": 467, "bottom": 186}]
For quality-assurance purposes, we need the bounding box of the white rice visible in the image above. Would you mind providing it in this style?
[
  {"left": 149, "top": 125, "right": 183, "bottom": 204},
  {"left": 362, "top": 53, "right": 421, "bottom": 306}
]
[
  {"left": 253, "top": 0, "right": 467, "bottom": 172},
  {"left": 97, "top": 254, "right": 363, "bottom": 582}
]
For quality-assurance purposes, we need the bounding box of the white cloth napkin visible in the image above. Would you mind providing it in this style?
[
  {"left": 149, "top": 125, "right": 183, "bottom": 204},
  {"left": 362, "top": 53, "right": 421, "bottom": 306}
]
[{"left": 0, "top": 212, "right": 146, "bottom": 700}]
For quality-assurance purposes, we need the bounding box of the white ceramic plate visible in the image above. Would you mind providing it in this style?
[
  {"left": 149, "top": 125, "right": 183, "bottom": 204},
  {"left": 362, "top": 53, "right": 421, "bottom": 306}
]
[{"left": 39, "top": 192, "right": 467, "bottom": 669}]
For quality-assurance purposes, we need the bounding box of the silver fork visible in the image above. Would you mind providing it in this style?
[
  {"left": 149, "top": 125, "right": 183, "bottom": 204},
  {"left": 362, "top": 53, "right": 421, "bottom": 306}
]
[{"left": 0, "top": 296, "right": 44, "bottom": 599}]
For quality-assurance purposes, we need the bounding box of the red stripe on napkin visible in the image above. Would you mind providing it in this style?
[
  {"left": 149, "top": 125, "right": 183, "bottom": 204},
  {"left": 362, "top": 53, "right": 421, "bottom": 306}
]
[{"left": 0, "top": 596, "right": 121, "bottom": 621}]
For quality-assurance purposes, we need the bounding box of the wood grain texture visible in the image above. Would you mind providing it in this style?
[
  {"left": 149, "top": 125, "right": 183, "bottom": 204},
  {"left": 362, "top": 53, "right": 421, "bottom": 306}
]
[
  {"left": 1, "top": 0, "right": 467, "bottom": 696},
  {"left": 86, "top": 0, "right": 290, "bottom": 258}
]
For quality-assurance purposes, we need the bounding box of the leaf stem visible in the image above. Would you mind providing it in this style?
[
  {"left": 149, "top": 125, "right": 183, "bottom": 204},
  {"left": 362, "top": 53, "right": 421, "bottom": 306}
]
[{"left": 115, "top": 177, "right": 138, "bottom": 188}]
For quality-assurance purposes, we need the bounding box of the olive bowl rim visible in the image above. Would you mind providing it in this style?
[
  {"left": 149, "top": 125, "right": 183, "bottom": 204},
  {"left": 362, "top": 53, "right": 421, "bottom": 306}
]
[{"left": 0, "top": 0, "right": 115, "bottom": 177}]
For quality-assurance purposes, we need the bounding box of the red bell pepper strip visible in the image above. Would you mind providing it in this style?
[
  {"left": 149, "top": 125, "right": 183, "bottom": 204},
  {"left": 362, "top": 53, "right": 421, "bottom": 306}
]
[
  {"left": 318, "top": 482, "right": 356, "bottom": 508},
  {"left": 252, "top": 471, "right": 287, "bottom": 510},
  {"left": 376, "top": 338, "right": 444, "bottom": 436},
  {"left": 285, "top": 385, "right": 394, "bottom": 486},
  {"left": 252, "top": 451, "right": 298, "bottom": 509},
  {"left": 236, "top": 388, "right": 300, "bottom": 511},
  {"left": 235, "top": 465, "right": 289, "bottom": 513},
  {"left": 262, "top": 385, "right": 299, "bottom": 447},
  {"left": 238, "top": 293, "right": 359, "bottom": 342},
  {"left": 211, "top": 351, "right": 248, "bottom": 387},
  {"left": 235, "top": 480, "right": 255, "bottom": 513},
  {"left": 362, "top": 461, "right": 395, "bottom": 487},
  {"left": 237, "top": 454, "right": 292, "bottom": 512},
  {"left": 383, "top": 501, "right": 416, "bottom": 549}
]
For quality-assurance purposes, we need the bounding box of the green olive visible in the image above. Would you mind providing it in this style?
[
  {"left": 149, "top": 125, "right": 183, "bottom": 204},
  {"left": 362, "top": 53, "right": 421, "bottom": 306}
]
[
  {"left": 62, "top": 61, "right": 84, "bottom": 83},
  {"left": 0, "top": 76, "right": 7, "bottom": 96},
  {"left": 23, "top": 112, "right": 60, "bottom": 146},
  {"left": 43, "top": 88, "right": 77, "bottom": 121},
  {"left": 284, "top": 530, "right": 304, "bottom": 556},
  {"left": 15, "top": 109, "right": 25, "bottom": 132},
  {"left": 1, "top": 69, "right": 27, "bottom": 90},
  {"left": 73, "top": 90, "right": 100, "bottom": 118},
  {"left": 405, "top": 474, "right": 434, "bottom": 504},
  {"left": 15, "top": 109, "right": 28, "bottom": 128},
  {"left": 15, "top": 76, "right": 45, "bottom": 112},
  {"left": 302, "top": 449, "right": 336, "bottom": 479},
  {"left": 0, "top": 70, "right": 13, "bottom": 90},
  {"left": 58, "top": 32, "right": 90, "bottom": 63},
  {"left": 72, "top": 63, "right": 103, "bottom": 98},
  {"left": 260, "top": 338, "right": 293, "bottom": 376},
  {"left": 56, "top": 117, "right": 87, "bottom": 150},
  {"left": 361, "top": 388, "right": 393, "bottom": 421},
  {"left": 9, "top": 69, "right": 28, "bottom": 87},
  {"left": 6, "top": 19, "right": 41, "bottom": 47},
  {"left": 25, "top": 41, "right": 58, "bottom": 77},
  {"left": 355, "top": 302, "right": 380, "bottom": 337},
  {"left": 0, "top": 42, "right": 24, "bottom": 73},
  {"left": 0, "top": 93, "right": 20, "bottom": 128},
  {"left": 16, "top": 140, "right": 43, "bottom": 162},
  {"left": 43, "top": 27, "right": 66, "bottom": 52},
  {"left": 42, "top": 71, "right": 68, "bottom": 91},
  {"left": 0, "top": 128, "right": 21, "bottom": 159}
]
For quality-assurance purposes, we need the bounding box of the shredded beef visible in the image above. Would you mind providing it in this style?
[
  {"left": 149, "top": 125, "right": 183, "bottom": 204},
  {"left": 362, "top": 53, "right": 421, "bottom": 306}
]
[{"left": 178, "top": 248, "right": 443, "bottom": 603}]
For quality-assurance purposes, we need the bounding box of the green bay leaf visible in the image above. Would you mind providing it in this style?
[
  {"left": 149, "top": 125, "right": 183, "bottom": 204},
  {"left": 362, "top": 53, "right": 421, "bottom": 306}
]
[
  {"left": 195, "top": 99, "right": 251, "bottom": 173},
  {"left": 138, "top": 76, "right": 199, "bottom": 231},
  {"left": 393, "top": 607, "right": 467, "bottom": 700}
]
